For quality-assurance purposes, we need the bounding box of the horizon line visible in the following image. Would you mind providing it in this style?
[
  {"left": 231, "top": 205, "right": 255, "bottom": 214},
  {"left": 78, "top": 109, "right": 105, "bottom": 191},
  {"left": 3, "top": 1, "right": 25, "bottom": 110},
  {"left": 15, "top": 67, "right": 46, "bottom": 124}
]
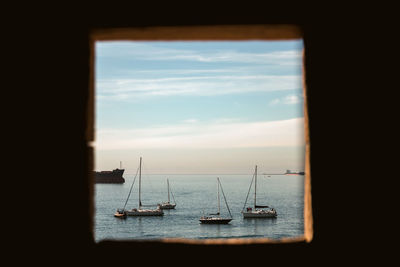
[{"left": 122, "top": 173, "right": 291, "bottom": 175}]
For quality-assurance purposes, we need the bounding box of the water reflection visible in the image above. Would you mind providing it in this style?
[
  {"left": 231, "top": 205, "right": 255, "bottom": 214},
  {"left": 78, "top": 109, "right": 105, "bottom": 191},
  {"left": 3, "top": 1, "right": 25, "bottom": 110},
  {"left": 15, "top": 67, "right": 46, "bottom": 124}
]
[
  {"left": 136, "top": 217, "right": 144, "bottom": 236},
  {"left": 199, "top": 223, "right": 236, "bottom": 238},
  {"left": 243, "top": 218, "right": 278, "bottom": 236}
]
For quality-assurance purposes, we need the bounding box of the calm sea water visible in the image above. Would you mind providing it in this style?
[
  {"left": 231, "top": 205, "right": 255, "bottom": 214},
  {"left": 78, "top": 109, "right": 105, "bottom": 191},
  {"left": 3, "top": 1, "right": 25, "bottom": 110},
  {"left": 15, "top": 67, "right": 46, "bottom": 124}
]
[{"left": 95, "top": 174, "right": 304, "bottom": 242}]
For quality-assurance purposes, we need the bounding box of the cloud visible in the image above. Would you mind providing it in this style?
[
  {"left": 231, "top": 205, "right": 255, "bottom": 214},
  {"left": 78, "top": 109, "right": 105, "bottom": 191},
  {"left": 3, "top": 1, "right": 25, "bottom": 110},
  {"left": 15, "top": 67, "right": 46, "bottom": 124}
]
[
  {"left": 96, "top": 42, "right": 302, "bottom": 64},
  {"left": 96, "top": 42, "right": 302, "bottom": 65},
  {"left": 97, "top": 75, "right": 302, "bottom": 100},
  {"left": 182, "top": 119, "right": 198, "bottom": 124},
  {"left": 95, "top": 118, "right": 305, "bottom": 150},
  {"left": 126, "top": 68, "right": 242, "bottom": 76},
  {"left": 283, "top": 95, "right": 301, "bottom": 104},
  {"left": 96, "top": 42, "right": 303, "bottom": 100},
  {"left": 152, "top": 50, "right": 302, "bottom": 65},
  {"left": 270, "top": 94, "right": 302, "bottom": 105}
]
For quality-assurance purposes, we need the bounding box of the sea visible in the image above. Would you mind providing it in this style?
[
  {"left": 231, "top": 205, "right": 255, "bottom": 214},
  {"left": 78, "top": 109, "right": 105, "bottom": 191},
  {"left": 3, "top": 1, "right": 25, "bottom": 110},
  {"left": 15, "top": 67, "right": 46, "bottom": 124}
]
[{"left": 94, "top": 174, "right": 304, "bottom": 242}]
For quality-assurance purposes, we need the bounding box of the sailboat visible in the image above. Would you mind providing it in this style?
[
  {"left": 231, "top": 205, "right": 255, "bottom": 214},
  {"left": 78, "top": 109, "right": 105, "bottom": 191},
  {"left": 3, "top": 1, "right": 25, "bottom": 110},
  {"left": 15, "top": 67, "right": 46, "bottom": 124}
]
[
  {"left": 116, "top": 157, "right": 164, "bottom": 216},
  {"left": 200, "top": 177, "right": 233, "bottom": 224},
  {"left": 242, "top": 165, "right": 277, "bottom": 218},
  {"left": 159, "top": 178, "right": 176, "bottom": 209}
]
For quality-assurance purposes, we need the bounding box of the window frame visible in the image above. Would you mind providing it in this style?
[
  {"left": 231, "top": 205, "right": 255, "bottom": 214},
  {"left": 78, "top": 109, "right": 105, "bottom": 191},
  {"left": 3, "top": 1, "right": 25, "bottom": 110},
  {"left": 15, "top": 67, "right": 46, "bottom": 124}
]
[{"left": 88, "top": 24, "right": 312, "bottom": 245}]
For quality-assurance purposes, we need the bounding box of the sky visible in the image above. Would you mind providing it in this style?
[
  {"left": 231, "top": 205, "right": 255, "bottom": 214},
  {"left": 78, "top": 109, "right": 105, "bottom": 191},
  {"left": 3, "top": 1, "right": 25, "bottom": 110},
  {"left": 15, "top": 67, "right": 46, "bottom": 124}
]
[{"left": 94, "top": 40, "right": 305, "bottom": 174}]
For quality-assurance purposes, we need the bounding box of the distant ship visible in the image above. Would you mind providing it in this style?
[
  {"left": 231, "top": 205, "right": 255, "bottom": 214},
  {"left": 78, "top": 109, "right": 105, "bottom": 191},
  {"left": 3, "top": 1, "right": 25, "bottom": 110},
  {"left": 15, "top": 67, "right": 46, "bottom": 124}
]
[
  {"left": 94, "top": 162, "right": 125, "bottom": 183},
  {"left": 285, "top": 170, "right": 305, "bottom": 175}
]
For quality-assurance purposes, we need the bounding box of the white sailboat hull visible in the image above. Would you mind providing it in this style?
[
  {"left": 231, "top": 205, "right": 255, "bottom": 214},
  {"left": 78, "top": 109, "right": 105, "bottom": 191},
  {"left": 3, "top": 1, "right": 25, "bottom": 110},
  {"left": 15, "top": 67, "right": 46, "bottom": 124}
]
[
  {"left": 242, "top": 210, "right": 277, "bottom": 218},
  {"left": 126, "top": 209, "right": 164, "bottom": 216},
  {"left": 159, "top": 202, "right": 176, "bottom": 209}
]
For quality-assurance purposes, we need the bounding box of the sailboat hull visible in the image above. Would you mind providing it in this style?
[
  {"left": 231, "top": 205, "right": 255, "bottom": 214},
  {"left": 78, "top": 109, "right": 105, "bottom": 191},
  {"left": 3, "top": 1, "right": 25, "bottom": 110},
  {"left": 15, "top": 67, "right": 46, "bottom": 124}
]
[
  {"left": 159, "top": 203, "right": 176, "bottom": 209},
  {"left": 126, "top": 209, "right": 164, "bottom": 216},
  {"left": 242, "top": 211, "right": 277, "bottom": 218},
  {"left": 199, "top": 217, "right": 232, "bottom": 224}
]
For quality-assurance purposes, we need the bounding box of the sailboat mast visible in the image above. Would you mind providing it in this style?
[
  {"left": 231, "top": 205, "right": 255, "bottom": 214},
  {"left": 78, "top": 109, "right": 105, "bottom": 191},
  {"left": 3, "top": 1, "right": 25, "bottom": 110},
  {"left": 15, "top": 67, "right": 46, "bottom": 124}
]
[
  {"left": 217, "top": 178, "right": 220, "bottom": 216},
  {"left": 218, "top": 177, "right": 232, "bottom": 218},
  {"left": 167, "top": 179, "right": 170, "bottom": 203},
  {"left": 254, "top": 165, "right": 257, "bottom": 209},
  {"left": 139, "top": 157, "right": 142, "bottom": 208}
]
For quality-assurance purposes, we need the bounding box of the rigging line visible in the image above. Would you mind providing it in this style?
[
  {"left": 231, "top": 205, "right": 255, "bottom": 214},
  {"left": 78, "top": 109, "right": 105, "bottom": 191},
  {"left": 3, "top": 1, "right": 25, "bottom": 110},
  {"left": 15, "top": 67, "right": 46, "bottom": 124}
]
[
  {"left": 242, "top": 172, "right": 255, "bottom": 212},
  {"left": 169, "top": 183, "right": 177, "bottom": 204},
  {"left": 217, "top": 177, "right": 220, "bottom": 216},
  {"left": 123, "top": 164, "right": 140, "bottom": 210},
  {"left": 217, "top": 178, "right": 232, "bottom": 218}
]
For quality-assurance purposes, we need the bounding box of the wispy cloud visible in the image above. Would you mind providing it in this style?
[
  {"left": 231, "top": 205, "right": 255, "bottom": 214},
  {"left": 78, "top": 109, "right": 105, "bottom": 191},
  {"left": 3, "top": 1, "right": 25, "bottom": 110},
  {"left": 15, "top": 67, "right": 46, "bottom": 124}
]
[
  {"left": 95, "top": 118, "right": 305, "bottom": 150},
  {"left": 283, "top": 95, "right": 302, "bottom": 104},
  {"left": 96, "top": 42, "right": 303, "bottom": 100},
  {"left": 125, "top": 68, "right": 242, "bottom": 76},
  {"left": 270, "top": 94, "right": 302, "bottom": 105},
  {"left": 150, "top": 50, "right": 302, "bottom": 65},
  {"left": 97, "top": 75, "right": 302, "bottom": 100},
  {"left": 97, "top": 42, "right": 302, "bottom": 65}
]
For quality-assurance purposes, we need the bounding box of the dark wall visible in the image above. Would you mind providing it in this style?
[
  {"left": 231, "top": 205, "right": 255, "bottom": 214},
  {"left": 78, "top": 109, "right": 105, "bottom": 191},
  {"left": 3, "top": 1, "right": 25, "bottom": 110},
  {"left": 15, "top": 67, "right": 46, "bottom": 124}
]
[{"left": 11, "top": 6, "right": 365, "bottom": 265}]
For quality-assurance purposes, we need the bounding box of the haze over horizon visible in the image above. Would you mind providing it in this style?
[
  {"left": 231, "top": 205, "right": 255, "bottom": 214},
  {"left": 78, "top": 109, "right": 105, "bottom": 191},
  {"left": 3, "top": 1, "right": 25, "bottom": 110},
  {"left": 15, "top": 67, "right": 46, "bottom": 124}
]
[{"left": 94, "top": 40, "right": 305, "bottom": 174}]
